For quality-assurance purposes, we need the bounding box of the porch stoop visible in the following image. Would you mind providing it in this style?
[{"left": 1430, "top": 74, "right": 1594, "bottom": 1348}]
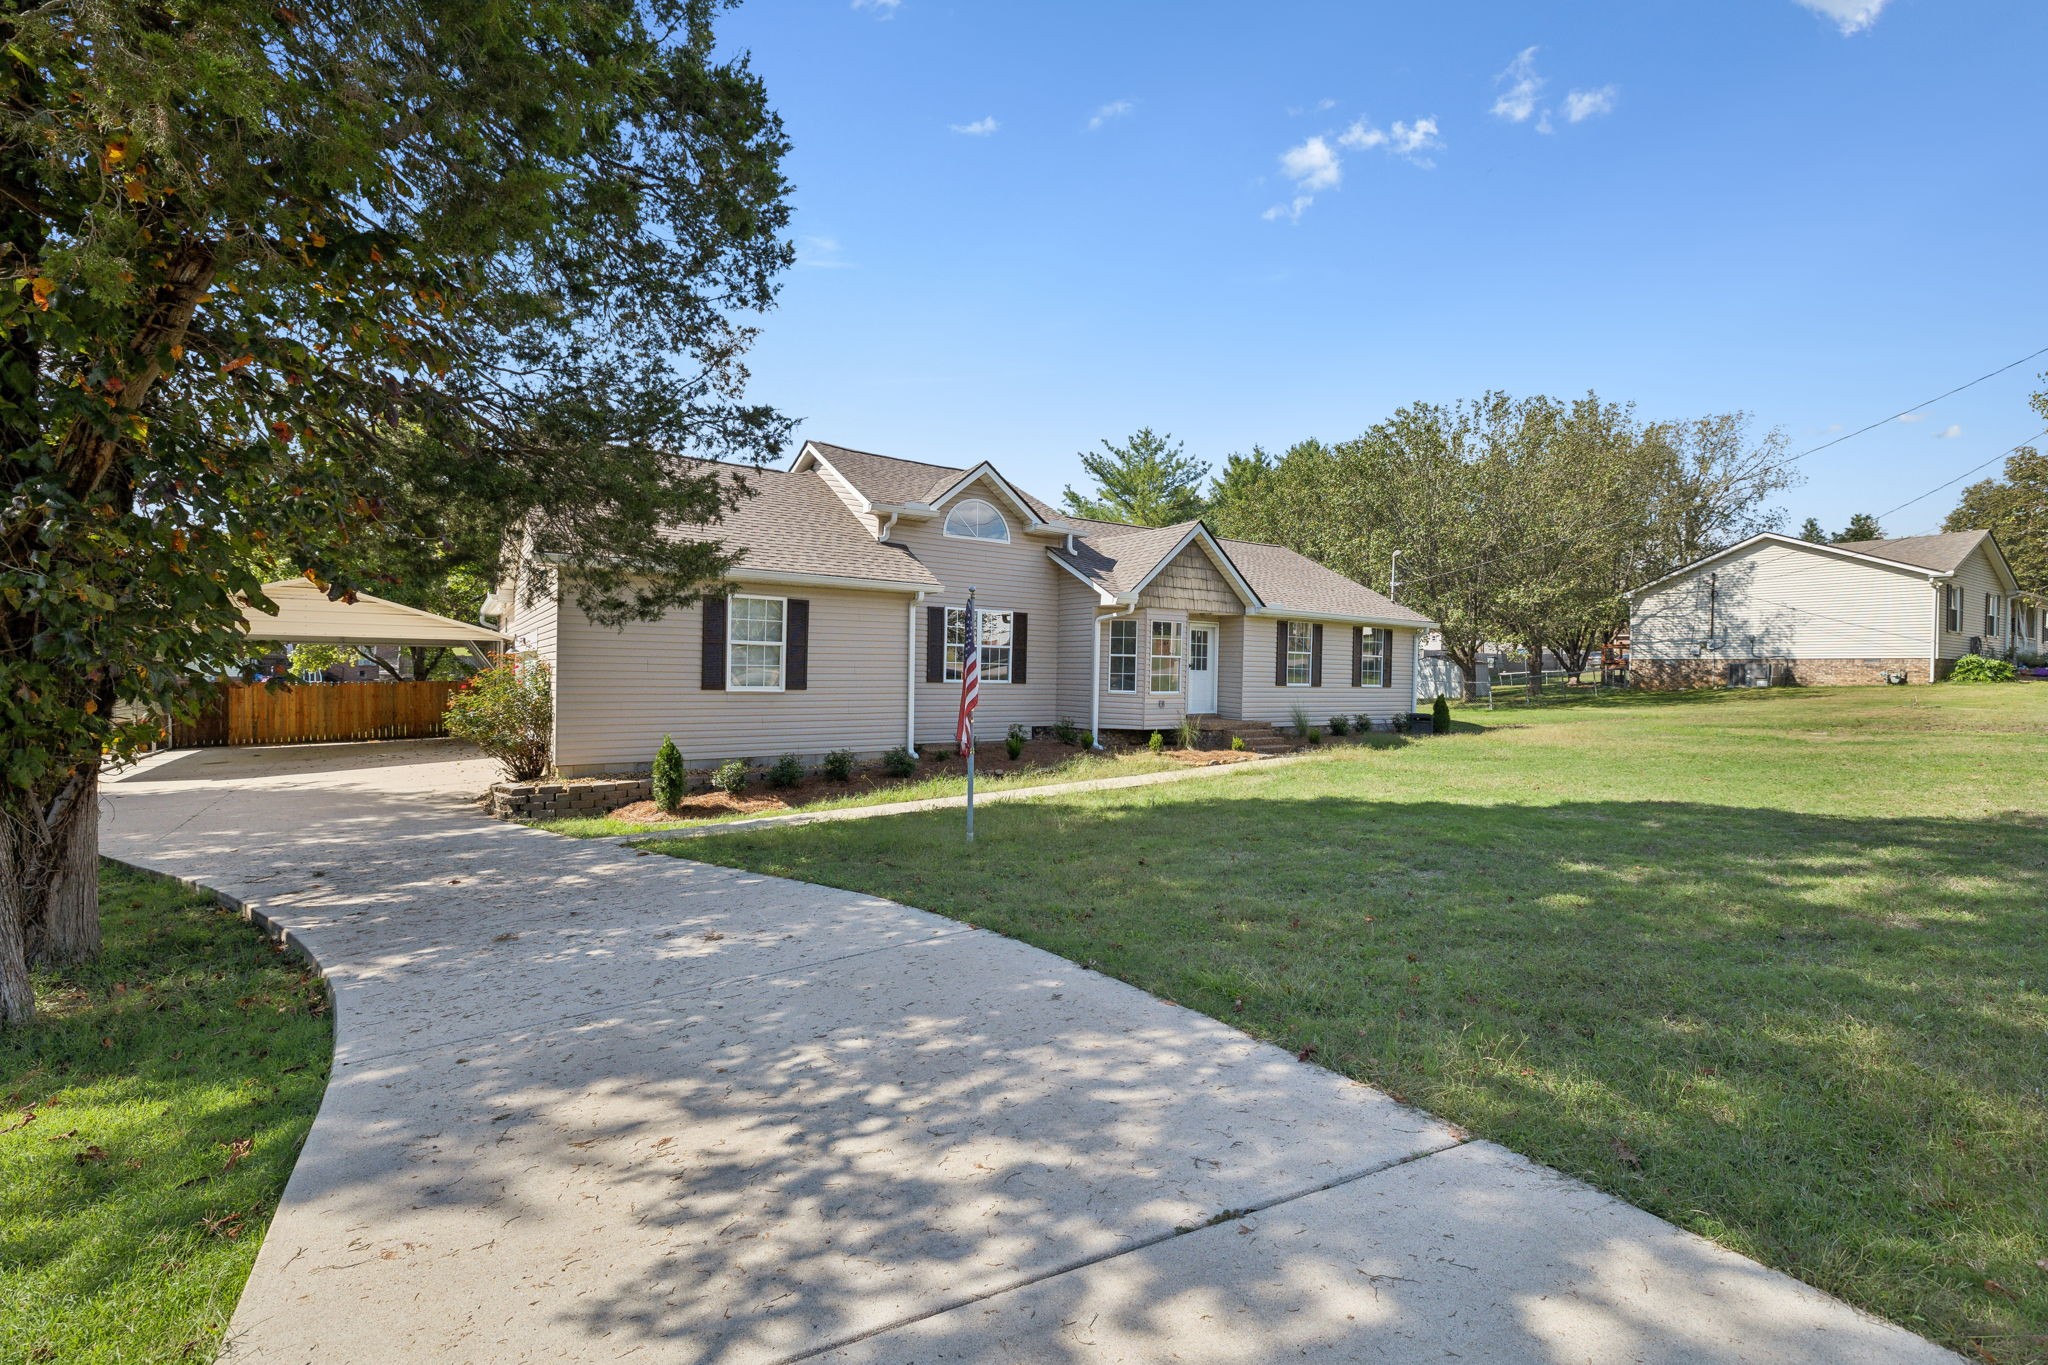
[{"left": 1194, "top": 717, "right": 1295, "bottom": 754}]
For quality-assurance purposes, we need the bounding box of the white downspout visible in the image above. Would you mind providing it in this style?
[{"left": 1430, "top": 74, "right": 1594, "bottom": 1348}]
[
  {"left": 907, "top": 592, "right": 923, "bottom": 755},
  {"left": 1091, "top": 603, "right": 1138, "bottom": 751},
  {"left": 1929, "top": 580, "right": 1943, "bottom": 683}
]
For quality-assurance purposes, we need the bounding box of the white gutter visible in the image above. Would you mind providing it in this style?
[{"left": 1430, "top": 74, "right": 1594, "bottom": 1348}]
[
  {"left": 1930, "top": 582, "right": 1941, "bottom": 683},
  {"left": 1090, "top": 605, "right": 1139, "bottom": 750},
  {"left": 906, "top": 592, "right": 924, "bottom": 756}
]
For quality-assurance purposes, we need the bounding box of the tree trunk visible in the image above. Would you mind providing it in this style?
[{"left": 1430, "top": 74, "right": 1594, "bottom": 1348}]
[
  {"left": 0, "top": 851, "right": 33, "bottom": 1026},
  {"left": 1526, "top": 637, "right": 1546, "bottom": 697},
  {"left": 33, "top": 771, "right": 100, "bottom": 968}
]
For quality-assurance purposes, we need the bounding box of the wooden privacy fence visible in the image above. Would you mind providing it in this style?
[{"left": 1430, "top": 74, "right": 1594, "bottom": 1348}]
[{"left": 169, "top": 680, "right": 463, "bottom": 747}]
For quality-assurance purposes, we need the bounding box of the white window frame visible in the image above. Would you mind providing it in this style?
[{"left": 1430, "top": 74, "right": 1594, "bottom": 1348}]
[
  {"left": 1359, "top": 629, "right": 1384, "bottom": 687},
  {"left": 1108, "top": 618, "right": 1139, "bottom": 693},
  {"left": 1945, "top": 585, "right": 1961, "bottom": 633},
  {"left": 727, "top": 593, "right": 787, "bottom": 692},
  {"left": 1985, "top": 593, "right": 2000, "bottom": 639},
  {"left": 942, "top": 498, "right": 1011, "bottom": 544},
  {"left": 945, "top": 606, "right": 1013, "bottom": 684},
  {"left": 1150, "top": 620, "right": 1184, "bottom": 695},
  {"left": 1284, "top": 621, "right": 1313, "bottom": 687}
]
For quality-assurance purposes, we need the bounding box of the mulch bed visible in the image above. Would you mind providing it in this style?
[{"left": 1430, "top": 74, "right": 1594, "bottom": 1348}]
[{"left": 601, "top": 737, "right": 1259, "bottom": 825}]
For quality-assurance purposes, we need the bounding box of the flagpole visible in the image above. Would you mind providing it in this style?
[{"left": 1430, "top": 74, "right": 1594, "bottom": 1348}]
[{"left": 964, "top": 588, "right": 976, "bottom": 843}]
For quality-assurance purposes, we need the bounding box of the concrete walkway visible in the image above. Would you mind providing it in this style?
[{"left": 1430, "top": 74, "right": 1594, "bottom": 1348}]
[{"left": 103, "top": 741, "right": 1957, "bottom": 1365}]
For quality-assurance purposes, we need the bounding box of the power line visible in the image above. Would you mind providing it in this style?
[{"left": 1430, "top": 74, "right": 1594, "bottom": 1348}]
[
  {"left": 1784, "top": 343, "right": 2048, "bottom": 468},
  {"left": 1878, "top": 427, "right": 2045, "bottom": 525}
]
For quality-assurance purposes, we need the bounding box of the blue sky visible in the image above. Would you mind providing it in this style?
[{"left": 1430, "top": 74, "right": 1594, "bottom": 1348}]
[{"left": 719, "top": 0, "right": 2047, "bottom": 536}]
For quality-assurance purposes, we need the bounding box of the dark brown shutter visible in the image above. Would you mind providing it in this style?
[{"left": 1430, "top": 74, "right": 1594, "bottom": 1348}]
[
  {"left": 700, "top": 596, "right": 727, "bottom": 691},
  {"left": 925, "top": 605, "right": 946, "bottom": 683},
  {"left": 1275, "top": 620, "right": 1289, "bottom": 686},
  {"left": 1381, "top": 629, "right": 1395, "bottom": 687},
  {"left": 1351, "top": 626, "right": 1364, "bottom": 687},
  {"left": 1012, "top": 612, "right": 1028, "bottom": 685},
  {"left": 1310, "top": 624, "right": 1324, "bottom": 686},
  {"left": 785, "top": 599, "right": 809, "bottom": 691}
]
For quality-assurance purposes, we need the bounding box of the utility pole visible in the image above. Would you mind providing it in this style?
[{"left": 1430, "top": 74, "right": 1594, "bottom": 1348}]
[{"left": 1388, "top": 549, "right": 1403, "bottom": 603}]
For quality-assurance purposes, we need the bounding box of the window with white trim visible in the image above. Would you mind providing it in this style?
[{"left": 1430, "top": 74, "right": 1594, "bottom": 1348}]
[
  {"left": 1150, "top": 620, "right": 1184, "bottom": 694},
  {"left": 1108, "top": 619, "right": 1138, "bottom": 693},
  {"left": 1284, "top": 621, "right": 1313, "bottom": 686},
  {"left": 1945, "top": 586, "right": 1962, "bottom": 633},
  {"left": 945, "top": 607, "right": 1013, "bottom": 683},
  {"left": 728, "top": 595, "right": 785, "bottom": 690},
  {"left": 943, "top": 498, "right": 1010, "bottom": 543},
  {"left": 1986, "top": 593, "right": 2000, "bottom": 638},
  {"left": 1359, "top": 629, "right": 1384, "bottom": 686}
]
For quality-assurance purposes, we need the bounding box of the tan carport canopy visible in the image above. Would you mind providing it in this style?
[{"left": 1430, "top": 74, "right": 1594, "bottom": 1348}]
[{"left": 240, "top": 578, "right": 509, "bottom": 649}]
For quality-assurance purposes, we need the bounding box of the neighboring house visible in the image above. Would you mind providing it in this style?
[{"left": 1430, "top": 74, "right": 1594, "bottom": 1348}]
[
  {"left": 1626, "top": 529, "right": 2024, "bottom": 687},
  {"left": 491, "top": 441, "right": 1434, "bottom": 775}
]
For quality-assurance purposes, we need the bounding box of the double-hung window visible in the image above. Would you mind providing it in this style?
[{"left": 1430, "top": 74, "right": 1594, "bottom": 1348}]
[
  {"left": 1284, "top": 621, "right": 1313, "bottom": 686},
  {"left": 1108, "top": 619, "right": 1139, "bottom": 693},
  {"left": 1150, "top": 621, "right": 1184, "bottom": 694},
  {"left": 1986, "top": 593, "right": 2001, "bottom": 639},
  {"left": 1945, "top": 586, "right": 1962, "bottom": 633},
  {"left": 945, "top": 607, "right": 1013, "bottom": 683},
  {"left": 728, "top": 595, "right": 786, "bottom": 690},
  {"left": 1359, "top": 629, "right": 1384, "bottom": 686}
]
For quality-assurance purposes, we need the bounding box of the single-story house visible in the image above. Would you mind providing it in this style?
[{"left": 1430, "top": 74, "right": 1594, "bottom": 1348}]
[
  {"left": 1626, "top": 528, "right": 2029, "bottom": 688},
  {"left": 489, "top": 441, "right": 1435, "bottom": 775}
]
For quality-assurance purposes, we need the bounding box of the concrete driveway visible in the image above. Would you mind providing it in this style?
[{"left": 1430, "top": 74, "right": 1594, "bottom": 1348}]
[{"left": 102, "top": 741, "right": 1956, "bottom": 1364}]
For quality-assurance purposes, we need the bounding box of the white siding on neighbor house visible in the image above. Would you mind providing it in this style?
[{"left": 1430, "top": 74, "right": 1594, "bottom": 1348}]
[
  {"left": 1630, "top": 541, "right": 1934, "bottom": 663},
  {"left": 897, "top": 476, "right": 1065, "bottom": 747},
  {"left": 1234, "top": 620, "right": 1419, "bottom": 727},
  {"left": 551, "top": 582, "right": 912, "bottom": 774},
  {"left": 1936, "top": 543, "right": 2015, "bottom": 661}
]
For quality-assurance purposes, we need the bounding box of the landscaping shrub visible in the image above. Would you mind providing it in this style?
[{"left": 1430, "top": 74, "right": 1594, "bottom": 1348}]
[
  {"left": 1148, "top": 731, "right": 1166, "bottom": 754},
  {"left": 822, "top": 749, "right": 855, "bottom": 782},
  {"left": 1391, "top": 712, "right": 1413, "bottom": 734},
  {"left": 444, "top": 655, "right": 552, "bottom": 780},
  {"left": 651, "top": 735, "right": 686, "bottom": 811},
  {"left": 1053, "top": 717, "right": 1082, "bottom": 745},
  {"left": 710, "top": 759, "right": 750, "bottom": 794},
  {"left": 1352, "top": 713, "right": 1370, "bottom": 733},
  {"left": 1289, "top": 704, "right": 1316, "bottom": 740},
  {"left": 1006, "top": 724, "right": 1027, "bottom": 761},
  {"left": 766, "top": 753, "right": 804, "bottom": 790},
  {"left": 1230, "top": 735, "right": 1247, "bottom": 752},
  {"left": 1327, "top": 715, "right": 1350, "bottom": 736},
  {"left": 1177, "top": 713, "right": 1203, "bottom": 749},
  {"left": 927, "top": 747, "right": 951, "bottom": 763},
  {"left": 1079, "top": 731, "right": 1094, "bottom": 749},
  {"left": 1948, "top": 653, "right": 2017, "bottom": 683},
  {"left": 1432, "top": 695, "right": 1451, "bottom": 733},
  {"left": 881, "top": 746, "right": 918, "bottom": 778}
]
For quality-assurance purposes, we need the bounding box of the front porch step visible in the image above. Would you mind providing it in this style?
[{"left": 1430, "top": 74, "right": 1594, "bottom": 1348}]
[{"left": 1189, "top": 718, "right": 1296, "bottom": 753}]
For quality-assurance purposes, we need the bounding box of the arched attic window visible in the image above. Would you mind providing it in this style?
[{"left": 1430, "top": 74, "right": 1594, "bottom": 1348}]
[{"left": 944, "top": 498, "right": 1011, "bottom": 543}]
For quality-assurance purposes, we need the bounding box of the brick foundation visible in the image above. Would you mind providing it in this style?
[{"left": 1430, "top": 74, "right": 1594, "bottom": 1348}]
[
  {"left": 488, "top": 776, "right": 652, "bottom": 820},
  {"left": 1632, "top": 657, "right": 1929, "bottom": 690}
]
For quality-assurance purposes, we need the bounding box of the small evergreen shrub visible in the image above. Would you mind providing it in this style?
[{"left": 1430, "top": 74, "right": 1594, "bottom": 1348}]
[
  {"left": 766, "top": 753, "right": 804, "bottom": 790},
  {"left": 1006, "top": 724, "right": 1027, "bottom": 760},
  {"left": 1432, "top": 694, "right": 1451, "bottom": 733},
  {"left": 651, "top": 735, "right": 686, "bottom": 811},
  {"left": 881, "top": 746, "right": 918, "bottom": 778},
  {"left": 822, "top": 749, "right": 855, "bottom": 782},
  {"left": 1327, "top": 715, "right": 1350, "bottom": 736},
  {"left": 1289, "top": 704, "right": 1315, "bottom": 740},
  {"left": 444, "top": 655, "right": 553, "bottom": 781},
  {"left": 709, "top": 759, "right": 750, "bottom": 794},
  {"left": 1948, "top": 653, "right": 2017, "bottom": 683},
  {"left": 1230, "top": 735, "right": 1247, "bottom": 752},
  {"left": 1391, "top": 712, "right": 1413, "bottom": 734},
  {"left": 1053, "top": 717, "right": 1082, "bottom": 745},
  {"left": 1147, "top": 731, "right": 1166, "bottom": 754},
  {"left": 1353, "top": 713, "right": 1370, "bottom": 733},
  {"left": 927, "top": 747, "right": 951, "bottom": 763},
  {"left": 1079, "top": 731, "right": 1094, "bottom": 749},
  {"left": 1177, "top": 713, "right": 1203, "bottom": 749}
]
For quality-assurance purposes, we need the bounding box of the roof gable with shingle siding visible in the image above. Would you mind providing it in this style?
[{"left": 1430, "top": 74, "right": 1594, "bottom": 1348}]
[{"left": 1139, "top": 540, "right": 1250, "bottom": 615}]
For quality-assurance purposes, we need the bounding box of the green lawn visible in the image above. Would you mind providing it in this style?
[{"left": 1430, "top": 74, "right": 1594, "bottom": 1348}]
[
  {"left": 657, "top": 685, "right": 2048, "bottom": 1362},
  {"left": 0, "top": 864, "right": 330, "bottom": 1365},
  {"left": 534, "top": 748, "right": 1191, "bottom": 837}
]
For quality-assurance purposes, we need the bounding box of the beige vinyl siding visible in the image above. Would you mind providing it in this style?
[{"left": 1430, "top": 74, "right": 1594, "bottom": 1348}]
[
  {"left": 1631, "top": 541, "right": 1932, "bottom": 663},
  {"left": 1215, "top": 617, "right": 1245, "bottom": 717},
  {"left": 1234, "top": 620, "right": 1418, "bottom": 726},
  {"left": 1936, "top": 543, "right": 2014, "bottom": 660},
  {"left": 1054, "top": 571, "right": 1103, "bottom": 728},
  {"left": 551, "top": 582, "right": 911, "bottom": 774},
  {"left": 898, "top": 477, "right": 1064, "bottom": 746},
  {"left": 1137, "top": 542, "right": 1245, "bottom": 615},
  {"left": 501, "top": 567, "right": 562, "bottom": 747},
  {"left": 1090, "top": 608, "right": 1192, "bottom": 733}
]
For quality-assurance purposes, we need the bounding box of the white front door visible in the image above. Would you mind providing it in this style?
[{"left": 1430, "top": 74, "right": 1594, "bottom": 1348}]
[{"left": 1187, "top": 624, "right": 1217, "bottom": 714}]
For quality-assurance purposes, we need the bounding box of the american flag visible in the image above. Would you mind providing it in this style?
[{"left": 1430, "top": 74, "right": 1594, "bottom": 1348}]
[{"left": 956, "top": 599, "right": 979, "bottom": 751}]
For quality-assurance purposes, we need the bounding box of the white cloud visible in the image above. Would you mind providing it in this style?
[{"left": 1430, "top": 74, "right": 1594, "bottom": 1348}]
[
  {"left": 1896, "top": 413, "right": 1926, "bottom": 423},
  {"left": 797, "top": 235, "right": 852, "bottom": 270},
  {"left": 852, "top": 0, "right": 900, "bottom": 16},
  {"left": 1937, "top": 424, "right": 1963, "bottom": 439},
  {"left": 1337, "top": 119, "right": 1386, "bottom": 151},
  {"left": 1280, "top": 135, "right": 1342, "bottom": 192},
  {"left": 1492, "top": 47, "right": 1544, "bottom": 123},
  {"left": 1316, "top": 97, "right": 1338, "bottom": 111},
  {"left": 1339, "top": 115, "right": 1442, "bottom": 165},
  {"left": 1262, "top": 195, "right": 1316, "bottom": 224},
  {"left": 950, "top": 116, "right": 999, "bottom": 136},
  {"left": 1564, "top": 86, "right": 1617, "bottom": 123},
  {"left": 1792, "top": 0, "right": 1889, "bottom": 35},
  {"left": 1269, "top": 116, "right": 1442, "bottom": 219},
  {"left": 1088, "top": 100, "right": 1133, "bottom": 130}
]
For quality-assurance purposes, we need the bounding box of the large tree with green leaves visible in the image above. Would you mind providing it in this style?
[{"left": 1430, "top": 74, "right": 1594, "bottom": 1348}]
[
  {"left": 1946, "top": 447, "right": 2047, "bottom": 595},
  {"left": 1833, "top": 513, "right": 1885, "bottom": 543},
  {"left": 1061, "top": 427, "right": 1210, "bottom": 526},
  {"left": 0, "top": 0, "right": 794, "bottom": 1025}
]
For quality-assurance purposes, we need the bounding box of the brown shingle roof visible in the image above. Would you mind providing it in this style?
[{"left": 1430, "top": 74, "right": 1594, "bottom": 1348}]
[
  {"left": 656, "top": 463, "right": 940, "bottom": 588},
  {"left": 1849, "top": 530, "right": 1991, "bottom": 574},
  {"left": 1218, "top": 538, "right": 1433, "bottom": 625},
  {"left": 805, "top": 442, "right": 1065, "bottom": 522}
]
